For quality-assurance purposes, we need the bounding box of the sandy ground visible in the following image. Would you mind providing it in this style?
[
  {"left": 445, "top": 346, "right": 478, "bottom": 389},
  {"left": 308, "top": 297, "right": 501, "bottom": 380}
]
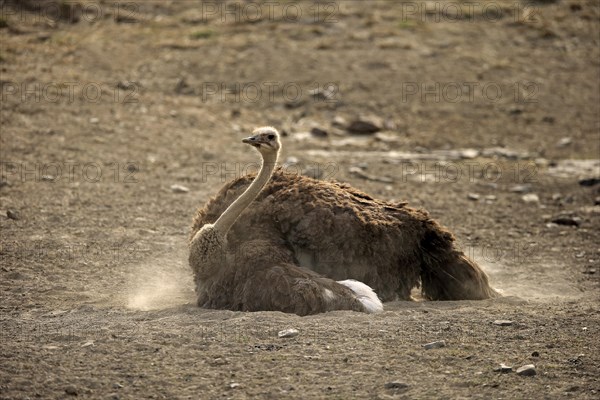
[{"left": 1, "top": 1, "right": 599, "bottom": 399}]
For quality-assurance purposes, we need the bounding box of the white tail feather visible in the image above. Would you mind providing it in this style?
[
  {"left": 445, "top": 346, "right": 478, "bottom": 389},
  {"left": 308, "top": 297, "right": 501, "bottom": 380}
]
[{"left": 338, "top": 279, "right": 383, "bottom": 313}]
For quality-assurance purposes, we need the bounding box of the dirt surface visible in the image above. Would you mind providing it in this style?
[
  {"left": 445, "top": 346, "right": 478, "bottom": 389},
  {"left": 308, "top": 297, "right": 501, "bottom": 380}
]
[{"left": 1, "top": 1, "right": 599, "bottom": 399}]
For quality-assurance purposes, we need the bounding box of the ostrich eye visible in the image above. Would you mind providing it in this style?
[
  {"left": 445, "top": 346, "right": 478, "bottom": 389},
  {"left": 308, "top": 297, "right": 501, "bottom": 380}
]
[{"left": 267, "top": 134, "right": 275, "bottom": 140}]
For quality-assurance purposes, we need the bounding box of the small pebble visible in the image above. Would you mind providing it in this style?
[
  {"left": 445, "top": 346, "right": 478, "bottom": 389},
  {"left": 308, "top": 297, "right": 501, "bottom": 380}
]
[
  {"left": 531, "top": 351, "right": 540, "bottom": 357},
  {"left": 278, "top": 328, "right": 299, "bottom": 338},
  {"left": 516, "top": 364, "right": 536, "bottom": 376},
  {"left": 346, "top": 118, "right": 382, "bottom": 134},
  {"left": 384, "top": 381, "right": 409, "bottom": 390},
  {"left": 522, "top": 193, "right": 539, "bottom": 203},
  {"left": 467, "top": 193, "right": 480, "bottom": 201},
  {"left": 332, "top": 115, "right": 347, "bottom": 127},
  {"left": 170, "top": 184, "right": 190, "bottom": 193},
  {"left": 460, "top": 149, "right": 479, "bottom": 159},
  {"left": 493, "top": 320, "right": 513, "bottom": 326},
  {"left": 510, "top": 184, "right": 531, "bottom": 193},
  {"left": 423, "top": 340, "right": 446, "bottom": 350},
  {"left": 229, "top": 383, "right": 240, "bottom": 389},
  {"left": 557, "top": 137, "right": 572, "bottom": 147},
  {"left": 494, "top": 363, "right": 513, "bottom": 373},
  {"left": 65, "top": 385, "right": 78, "bottom": 396},
  {"left": 90, "top": 117, "right": 99, "bottom": 124},
  {"left": 6, "top": 210, "right": 19, "bottom": 220},
  {"left": 310, "top": 127, "right": 328, "bottom": 138}
]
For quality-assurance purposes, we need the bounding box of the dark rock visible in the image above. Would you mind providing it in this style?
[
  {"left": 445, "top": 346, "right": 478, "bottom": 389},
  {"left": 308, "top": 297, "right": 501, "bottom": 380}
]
[
  {"left": 531, "top": 351, "right": 540, "bottom": 357},
  {"left": 310, "top": 127, "right": 328, "bottom": 138},
  {"left": 6, "top": 210, "right": 19, "bottom": 220},
  {"left": 384, "top": 381, "right": 409, "bottom": 390},
  {"left": 65, "top": 385, "right": 78, "bottom": 396},
  {"left": 551, "top": 216, "right": 581, "bottom": 227},
  {"left": 579, "top": 177, "right": 600, "bottom": 187},
  {"left": 346, "top": 118, "right": 382, "bottom": 134}
]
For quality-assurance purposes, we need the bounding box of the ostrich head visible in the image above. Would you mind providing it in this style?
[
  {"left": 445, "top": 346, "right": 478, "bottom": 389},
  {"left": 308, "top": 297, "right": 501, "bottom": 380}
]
[{"left": 242, "top": 126, "right": 281, "bottom": 156}]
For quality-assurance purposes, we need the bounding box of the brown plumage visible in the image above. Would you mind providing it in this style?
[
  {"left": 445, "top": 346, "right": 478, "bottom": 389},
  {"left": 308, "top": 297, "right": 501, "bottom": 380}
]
[
  {"left": 191, "top": 158, "right": 499, "bottom": 303},
  {"left": 189, "top": 127, "right": 384, "bottom": 316}
]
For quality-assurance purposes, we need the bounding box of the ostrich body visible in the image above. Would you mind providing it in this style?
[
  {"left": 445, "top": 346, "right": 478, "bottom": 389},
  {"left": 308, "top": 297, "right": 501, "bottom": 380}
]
[
  {"left": 189, "top": 127, "right": 383, "bottom": 315},
  {"left": 191, "top": 128, "right": 498, "bottom": 303}
]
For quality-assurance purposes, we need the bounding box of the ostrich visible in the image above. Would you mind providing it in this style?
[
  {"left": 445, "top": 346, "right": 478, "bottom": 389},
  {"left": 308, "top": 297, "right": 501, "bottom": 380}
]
[
  {"left": 191, "top": 127, "right": 499, "bottom": 303},
  {"left": 189, "top": 127, "right": 383, "bottom": 316}
]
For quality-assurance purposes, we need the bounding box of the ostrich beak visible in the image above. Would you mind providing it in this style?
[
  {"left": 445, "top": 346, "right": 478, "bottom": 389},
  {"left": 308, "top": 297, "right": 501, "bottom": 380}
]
[{"left": 242, "top": 135, "right": 265, "bottom": 148}]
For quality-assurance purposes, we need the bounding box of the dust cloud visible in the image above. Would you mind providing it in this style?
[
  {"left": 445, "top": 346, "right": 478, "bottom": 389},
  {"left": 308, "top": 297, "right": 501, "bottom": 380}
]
[{"left": 124, "top": 240, "right": 195, "bottom": 311}]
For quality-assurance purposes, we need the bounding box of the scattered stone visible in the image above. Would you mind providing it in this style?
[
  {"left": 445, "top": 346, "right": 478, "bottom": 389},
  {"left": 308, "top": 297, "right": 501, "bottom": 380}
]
[
  {"left": 384, "top": 381, "right": 409, "bottom": 390},
  {"left": 460, "top": 149, "right": 479, "bottom": 159},
  {"left": 332, "top": 116, "right": 347, "bottom": 127},
  {"left": 89, "top": 117, "right": 99, "bottom": 124},
  {"left": 522, "top": 193, "right": 539, "bottom": 203},
  {"left": 65, "top": 385, "right": 78, "bottom": 396},
  {"left": 557, "top": 137, "right": 572, "bottom": 147},
  {"left": 116, "top": 81, "right": 137, "bottom": 90},
  {"left": 228, "top": 383, "right": 241, "bottom": 389},
  {"left": 278, "top": 328, "right": 299, "bottom": 338},
  {"left": 6, "top": 210, "right": 19, "bottom": 220},
  {"left": 423, "top": 340, "right": 446, "bottom": 350},
  {"left": 467, "top": 193, "right": 480, "bottom": 201},
  {"left": 493, "top": 320, "right": 513, "bottom": 326},
  {"left": 170, "top": 184, "right": 189, "bottom": 193},
  {"left": 484, "top": 195, "right": 497, "bottom": 202},
  {"left": 509, "top": 106, "right": 523, "bottom": 115},
  {"left": 595, "top": 197, "right": 600, "bottom": 206},
  {"left": 516, "top": 364, "right": 537, "bottom": 376},
  {"left": 309, "top": 87, "right": 335, "bottom": 101},
  {"left": 107, "top": 393, "right": 120, "bottom": 400},
  {"left": 542, "top": 116, "right": 555, "bottom": 124},
  {"left": 583, "top": 268, "right": 596, "bottom": 275},
  {"left": 0, "top": 179, "right": 8, "bottom": 189},
  {"left": 551, "top": 216, "right": 581, "bottom": 227},
  {"left": 346, "top": 117, "right": 382, "bottom": 134},
  {"left": 510, "top": 184, "right": 531, "bottom": 193},
  {"left": 494, "top": 363, "right": 513, "bottom": 373},
  {"left": 81, "top": 341, "right": 94, "bottom": 347},
  {"left": 579, "top": 177, "right": 600, "bottom": 187},
  {"left": 310, "top": 127, "right": 328, "bottom": 138},
  {"left": 112, "top": 383, "right": 123, "bottom": 389},
  {"left": 531, "top": 351, "right": 540, "bottom": 357}
]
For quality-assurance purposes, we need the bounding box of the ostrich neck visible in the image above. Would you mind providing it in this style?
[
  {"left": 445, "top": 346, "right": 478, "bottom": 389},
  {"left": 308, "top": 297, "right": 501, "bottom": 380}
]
[{"left": 213, "top": 150, "right": 278, "bottom": 237}]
